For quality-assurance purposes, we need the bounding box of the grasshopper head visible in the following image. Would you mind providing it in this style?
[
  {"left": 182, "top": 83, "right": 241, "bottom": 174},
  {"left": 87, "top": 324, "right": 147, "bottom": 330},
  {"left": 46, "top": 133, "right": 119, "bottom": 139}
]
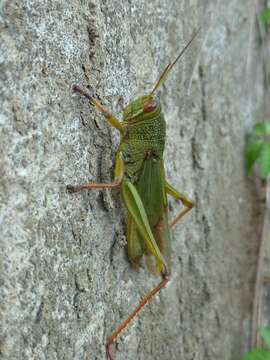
[{"left": 123, "top": 95, "right": 161, "bottom": 123}]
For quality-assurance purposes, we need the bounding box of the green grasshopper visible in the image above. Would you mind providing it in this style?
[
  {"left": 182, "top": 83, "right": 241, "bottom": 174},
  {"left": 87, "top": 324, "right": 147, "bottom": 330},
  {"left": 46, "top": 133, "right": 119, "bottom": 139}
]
[{"left": 67, "top": 29, "right": 199, "bottom": 359}]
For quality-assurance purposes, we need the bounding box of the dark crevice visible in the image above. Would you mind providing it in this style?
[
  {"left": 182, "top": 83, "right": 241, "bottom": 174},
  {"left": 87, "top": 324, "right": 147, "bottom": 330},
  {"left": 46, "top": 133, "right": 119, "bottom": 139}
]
[
  {"left": 87, "top": 25, "right": 99, "bottom": 59},
  {"left": 202, "top": 214, "right": 210, "bottom": 243},
  {"left": 79, "top": 111, "right": 87, "bottom": 127},
  {"left": 109, "top": 231, "right": 118, "bottom": 266},
  {"left": 35, "top": 299, "right": 44, "bottom": 323},
  {"left": 86, "top": 269, "right": 92, "bottom": 284},
  {"left": 198, "top": 65, "right": 207, "bottom": 122},
  {"left": 74, "top": 274, "right": 86, "bottom": 293},
  {"left": 73, "top": 274, "right": 86, "bottom": 320},
  {"left": 215, "top": 309, "right": 222, "bottom": 329},
  {"left": 71, "top": 225, "right": 82, "bottom": 247},
  {"left": 190, "top": 64, "right": 207, "bottom": 171},
  {"left": 73, "top": 292, "right": 80, "bottom": 320},
  {"left": 98, "top": 191, "right": 110, "bottom": 212},
  {"left": 191, "top": 136, "right": 204, "bottom": 170},
  {"left": 93, "top": 117, "right": 101, "bottom": 130},
  {"left": 81, "top": 63, "right": 89, "bottom": 82}
]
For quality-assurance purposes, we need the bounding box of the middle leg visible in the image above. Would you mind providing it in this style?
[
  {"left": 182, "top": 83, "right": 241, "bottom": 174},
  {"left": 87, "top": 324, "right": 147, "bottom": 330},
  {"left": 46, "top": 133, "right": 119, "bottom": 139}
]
[
  {"left": 165, "top": 182, "right": 194, "bottom": 229},
  {"left": 67, "top": 152, "right": 124, "bottom": 193}
]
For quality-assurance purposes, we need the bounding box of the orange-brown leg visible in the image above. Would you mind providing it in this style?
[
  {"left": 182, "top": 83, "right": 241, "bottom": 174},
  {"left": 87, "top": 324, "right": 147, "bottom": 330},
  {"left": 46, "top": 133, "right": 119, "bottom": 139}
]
[
  {"left": 106, "top": 274, "right": 169, "bottom": 360},
  {"left": 67, "top": 181, "right": 121, "bottom": 193},
  {"left": 73, "top": 85, "right": 124, "bottom": 134},
  {"left": 165, "top": 182, "right": 194, "bottom": 229},
  {"left": 67, "top": 153, "right": 124, "bottom": 193}
]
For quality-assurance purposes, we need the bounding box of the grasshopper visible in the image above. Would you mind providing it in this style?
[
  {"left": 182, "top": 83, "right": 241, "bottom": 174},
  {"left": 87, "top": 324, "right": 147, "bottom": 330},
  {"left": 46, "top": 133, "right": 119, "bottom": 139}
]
[{"left": 67, "top": 29, "right": 199, "bottom": 359}]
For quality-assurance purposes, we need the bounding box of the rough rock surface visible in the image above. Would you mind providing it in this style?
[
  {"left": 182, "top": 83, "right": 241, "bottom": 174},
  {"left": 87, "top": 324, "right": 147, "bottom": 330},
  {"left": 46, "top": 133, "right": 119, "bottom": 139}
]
[{"left": 0, "top": 1, "right": 264, "bottom": 359}]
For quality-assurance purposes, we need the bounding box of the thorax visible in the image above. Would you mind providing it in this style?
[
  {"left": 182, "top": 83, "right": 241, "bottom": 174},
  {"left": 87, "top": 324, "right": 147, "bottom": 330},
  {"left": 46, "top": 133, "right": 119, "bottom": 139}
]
[{"left": 119, "top": 112, "right": 166, "bottom": 182}]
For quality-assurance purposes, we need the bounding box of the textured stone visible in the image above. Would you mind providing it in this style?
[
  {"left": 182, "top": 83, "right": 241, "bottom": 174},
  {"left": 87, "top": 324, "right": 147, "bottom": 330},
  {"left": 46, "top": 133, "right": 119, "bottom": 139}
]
[{"left": 0, "top": 1, "right": 264, "bottom": 359}]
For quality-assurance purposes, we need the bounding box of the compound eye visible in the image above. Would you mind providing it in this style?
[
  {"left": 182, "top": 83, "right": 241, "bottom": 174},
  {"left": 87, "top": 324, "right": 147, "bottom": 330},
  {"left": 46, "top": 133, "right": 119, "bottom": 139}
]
[{"left": 143, "top": 100, "right": 156, "bottom": 113}]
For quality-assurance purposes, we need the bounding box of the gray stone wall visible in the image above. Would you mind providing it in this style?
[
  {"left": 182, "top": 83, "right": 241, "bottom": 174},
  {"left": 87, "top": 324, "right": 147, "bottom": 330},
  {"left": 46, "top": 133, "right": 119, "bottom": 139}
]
[{"left": 0, "top": 1, "right": 264, "bottom": 359}]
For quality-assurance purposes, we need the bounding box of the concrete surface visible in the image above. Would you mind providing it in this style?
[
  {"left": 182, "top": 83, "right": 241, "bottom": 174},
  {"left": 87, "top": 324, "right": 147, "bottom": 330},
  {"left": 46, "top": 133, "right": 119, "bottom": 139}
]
[{"left": 0, "top": 0, "right": 264, "bottom": 359}]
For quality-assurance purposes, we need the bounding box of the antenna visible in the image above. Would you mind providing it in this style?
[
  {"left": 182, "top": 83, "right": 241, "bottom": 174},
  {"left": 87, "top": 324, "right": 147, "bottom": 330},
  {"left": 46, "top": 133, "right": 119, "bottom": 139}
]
[{"left": 150, "top": 28, "right": 201, "bottom": 96}]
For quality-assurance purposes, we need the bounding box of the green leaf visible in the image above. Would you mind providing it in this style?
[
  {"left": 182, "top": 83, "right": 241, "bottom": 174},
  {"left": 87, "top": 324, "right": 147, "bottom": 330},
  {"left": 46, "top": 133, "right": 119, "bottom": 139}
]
[
  {"left": 259, "top": 327, "right": 270, "bottom": 348},
  {"left": 254, "top": 122, "right": 270, "bottom": 136},
  {"left": 245, "top": 140, "right": 264, "bottom": 173},
  {"left": 259, "top": 144, "right": 270, "bottom": 178},
  {"left": 261, "top": 8, "right": 270, "bottom": 23},
  {"left": 240, "top": 349, "right": 270, "bottom": 360}
]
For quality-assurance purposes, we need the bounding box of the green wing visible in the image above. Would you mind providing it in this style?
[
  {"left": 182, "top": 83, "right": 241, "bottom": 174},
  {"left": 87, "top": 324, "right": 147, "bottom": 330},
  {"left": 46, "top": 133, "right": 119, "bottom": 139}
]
[{"left": 126, "top": 158, "right": 171, "bottom": 275}]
